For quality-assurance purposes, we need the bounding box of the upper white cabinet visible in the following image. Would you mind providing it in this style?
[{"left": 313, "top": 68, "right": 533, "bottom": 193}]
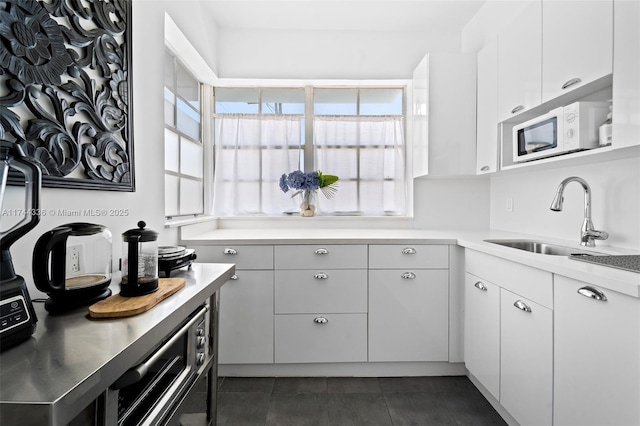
[
  {"left": 411, "top": 54, "right": 429, "bottom": 178},
  {"left": 497, "top": 0, "right": 542, "bottom": 122},
  {"left": 554, "top": 275, "right": 640, "bottom": 426},
  {"left": 476, "top": 37, "right": 499, "bottom": 174},
  {"left": 541, "top": 0, "right": 613, "bottom": 102},
  {"left": 612, "top": 0, "right": 640, "bottom": 148},
  {"left": 423, "top": 53, "right": 477, "bottom": 176}
]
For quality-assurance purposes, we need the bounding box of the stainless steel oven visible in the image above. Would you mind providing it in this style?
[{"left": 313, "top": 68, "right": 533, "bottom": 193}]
[{"left": 102, "top": 304, "right": 214, "bottom": 426}]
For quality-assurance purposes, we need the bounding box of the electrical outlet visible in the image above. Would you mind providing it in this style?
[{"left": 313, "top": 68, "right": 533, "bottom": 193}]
[
  {"left": 68, "top": 245, "right": 81, "bottom": 273},
  {"left": 506, "top": 198, "right": 514, "bottom": 212}
]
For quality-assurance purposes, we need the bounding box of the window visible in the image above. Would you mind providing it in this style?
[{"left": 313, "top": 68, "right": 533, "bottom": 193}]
[
  {"left": 164, "top": 51, "right": 204, "bottom": 217},
  {"left": 212, "top": 86, "right": 406, "bottom": 216}
]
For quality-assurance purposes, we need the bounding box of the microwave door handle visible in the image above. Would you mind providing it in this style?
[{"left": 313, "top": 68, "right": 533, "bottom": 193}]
[{"left": 111, "top": 305, "right": 209, "bottom": 389}]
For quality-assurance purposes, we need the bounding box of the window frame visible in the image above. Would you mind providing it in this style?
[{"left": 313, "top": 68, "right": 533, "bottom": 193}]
[
  {"left": 212, "top": 81, "right": 410, "bottom": 217},
  {"left": 164, "top": 51, "right": 205, "bottom": 219}
]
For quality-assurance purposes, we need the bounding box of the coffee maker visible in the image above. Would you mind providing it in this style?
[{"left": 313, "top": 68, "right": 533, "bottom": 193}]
[{"left": 0, "top": 141, "right": 41, "bottom": 351}]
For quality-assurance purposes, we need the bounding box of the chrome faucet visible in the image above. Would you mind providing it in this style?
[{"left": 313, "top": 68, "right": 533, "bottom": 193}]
[{"left": 550, "top": 176, "right": 609, "bottom": 247}]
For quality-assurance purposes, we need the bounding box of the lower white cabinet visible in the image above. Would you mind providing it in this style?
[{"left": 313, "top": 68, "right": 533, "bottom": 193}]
[
  {"left": 464, "top": 273, "right": 500, "bottom": 399},
  {"left": 274, "top": 314, "right": 367, "bottom": 363},
  {"left": 369, "top": 269, "right": 449, "bottom": 362},
  {"left": 218, "top": 270, "right": 274, "bottom": 364},
  {"left": 554, "top": 275, "right": 640, "bottom": 426},
  {"left": 500, "top": 289, "right": 553, "bottom": 426}
]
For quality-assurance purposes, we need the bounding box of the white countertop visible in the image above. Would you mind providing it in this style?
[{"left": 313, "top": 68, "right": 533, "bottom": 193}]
[{"left": 181, "top": 228, "right": 640, "bottom": 298}]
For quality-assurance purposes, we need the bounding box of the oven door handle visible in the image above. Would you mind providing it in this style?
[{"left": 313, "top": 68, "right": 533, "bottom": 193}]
[{"left": 111, "top": 305, "right": 209, "bottom": 390}]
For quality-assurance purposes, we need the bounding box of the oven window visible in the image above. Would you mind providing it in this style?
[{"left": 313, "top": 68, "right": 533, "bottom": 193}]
[
  {"left": 117, "top": 335, "right": 188, "bottom": 426},
  {"left": 518, "top": 117, "right": 558, "bottom": 155}
]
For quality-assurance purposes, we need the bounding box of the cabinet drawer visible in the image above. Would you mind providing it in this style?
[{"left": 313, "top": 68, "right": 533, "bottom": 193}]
[
  {"left": 274, "top": 314, "right": 367, "bottom": 363},
  {"left": 275, "top": 245, "right": 367, "bottom": 269},
  {"left": 275, "top": 270, "right": 367, "bottom": 314},
  {"left": 191, "top": 245, "right": 273, "bottom": 270},
  {"left": 369, "top": 244, "right": 448, "bottom": 269},
  {"left": 466, "top": 250, "right": 552, "bottom": 308}
]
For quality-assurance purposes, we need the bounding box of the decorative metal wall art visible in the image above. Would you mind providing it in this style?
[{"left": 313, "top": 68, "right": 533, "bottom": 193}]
[{"left": 0, "top": 0, "right": 134, "bottom": 191}]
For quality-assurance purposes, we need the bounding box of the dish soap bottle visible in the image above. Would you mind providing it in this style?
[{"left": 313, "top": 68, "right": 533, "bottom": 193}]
[{"left": 599, "top": 105, "right": 612, "bottom": 147}]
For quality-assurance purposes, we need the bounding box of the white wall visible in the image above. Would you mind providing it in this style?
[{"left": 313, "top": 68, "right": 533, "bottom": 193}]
[
  {"left": 490, "top": 156, "right": 640, "bottom": 249},
  {"left": 217, "top": 28, "right": 461, "bottom": 79},
  {"left": 2, "top": 0, "right": 219, "bottom": 298}
]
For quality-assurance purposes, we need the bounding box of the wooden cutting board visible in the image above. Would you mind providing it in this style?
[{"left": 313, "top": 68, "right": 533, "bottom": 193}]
[{"left": 88, "top": 278, "right": 186, "bottom": 318}]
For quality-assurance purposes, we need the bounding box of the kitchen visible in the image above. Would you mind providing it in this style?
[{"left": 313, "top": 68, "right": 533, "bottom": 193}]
[{"left": 1, "top": 0, "right": 639, "bottom": 425}]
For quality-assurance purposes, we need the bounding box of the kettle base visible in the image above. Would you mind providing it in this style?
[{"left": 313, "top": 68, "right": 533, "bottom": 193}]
[{"left": 44, "top": 288, "right": 112, "bottom": 315}]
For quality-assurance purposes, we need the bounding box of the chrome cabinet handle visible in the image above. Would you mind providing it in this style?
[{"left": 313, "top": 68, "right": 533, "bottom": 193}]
[
  {"left": 511, "top": 105, "right": 525, "bottom": 114},
  {"left": 314, "top": 248, "right": 329, "bottom": 255},
  {"left": 230, "top": 274, "right": 238, "bottom": 280},
  {"left": 314, "top": 273, "right": 328, "bottom": 280},
  {"left": 514, "top": 300, "right": 532, "bottom": 313},
  {"left": 223, "top": 248, "right": 237, "bottom": 255},
  {"left": 474, "top": 281, "right": 487, "bottom": 291},
  {"left": 314, "top": 317, "right": 328, "bottom": 324},
  {"left": 480, "top": 166, "right": 490, "bottom": 172},
  {"left": 577, "top": 286, "right": 607, "bottom": 301},
  {"left": 561, "top": 77, "right": 582, "bottom": 90},
  {"left": 401, "top": 272, "right": 416, "bottom": 279},
  {"left": 402, "top": 247, "right": 416, "bottom": 254}
]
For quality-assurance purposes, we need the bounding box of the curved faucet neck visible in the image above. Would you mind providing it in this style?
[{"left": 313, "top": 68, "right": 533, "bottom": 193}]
[{"left": 557, "top": 176, "right": 592, "bottom": 221}]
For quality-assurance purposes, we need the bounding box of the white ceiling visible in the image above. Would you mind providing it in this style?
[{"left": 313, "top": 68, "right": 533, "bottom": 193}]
[{"left": 201, "top": 0, "right": 487, "bottom": 33}]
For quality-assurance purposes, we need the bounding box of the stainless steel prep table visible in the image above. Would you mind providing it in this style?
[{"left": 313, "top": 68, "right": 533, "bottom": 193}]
[{"left": 0, "top": 263, "right": 235, "bottom": 426}]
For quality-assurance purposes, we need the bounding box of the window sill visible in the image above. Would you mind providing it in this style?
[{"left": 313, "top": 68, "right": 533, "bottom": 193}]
[{"left": 164, "top": 215, "right": 217, "bottom": 228}]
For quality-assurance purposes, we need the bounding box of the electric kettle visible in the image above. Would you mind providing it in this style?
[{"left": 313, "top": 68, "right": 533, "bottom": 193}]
[
  {"left": 33, "top": 222, "right": 112, "bottom": 314},
  {"left": 120, "top": 221, "right": 159, "bottom": 297}
]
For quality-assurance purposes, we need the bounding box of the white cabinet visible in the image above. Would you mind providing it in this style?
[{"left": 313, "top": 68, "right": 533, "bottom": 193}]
[
  {"left": 541, "top": 0, "right": 613, "bottom": 102},
  {"left": 368, "top": 245, "right": 449, "bottom": 362},
  {"left": 500, "top": 289, "right": 553, "bottom": 426},
  {"left": 465, "top": 250, "right": 553, "bottom": 426},
  {"left": 463, "top": 273, "right": 500, "bottom": 399},
  {"left": 426, "top": 53, "right": 477, "bottom": 176},
  {"left": 476, "top": 37, "right": 499, "bottom": 174},
  {"left": 274, "top": 244, "right": 368, "bottom": 364},
  {"left": 554, "top": 275, "right": 640, "bottom": 426},
  {"left": 193, "top": 245, "right": 274, "bottom": 364},
  {"left": 218, "top": 270, "right": 274, "bottom": 364},
  {"left": 612, "top": 0, "right": 640, "bottom": 148},
  {"left": 497, "top": 0, "right": 542, "bottom": 121}
]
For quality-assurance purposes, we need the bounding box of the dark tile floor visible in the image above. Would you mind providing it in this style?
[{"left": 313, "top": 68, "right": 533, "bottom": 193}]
[{"left": 211, "top": 376, "right": 507, "bottom": 426}]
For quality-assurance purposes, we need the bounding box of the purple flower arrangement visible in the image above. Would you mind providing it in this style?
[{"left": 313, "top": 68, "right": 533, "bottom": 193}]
[{"left": 279, "top": 170, "right": 339, "bottom": 199}]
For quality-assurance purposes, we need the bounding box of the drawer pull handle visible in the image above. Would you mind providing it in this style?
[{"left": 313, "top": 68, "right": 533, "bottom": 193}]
[
  {"left": 578, "top": 286, "right": 607, "bottom": 301},
  {"left": 314, "top": 273, "right": 328, "bottom": 280},
  {"left": 314, "top": 248, "right": 329, "bottom": 255},
  {"left": 223, "top": 248, "right": 237, "bottom": 255},
  {"left": 402, "top": 247, "right": 416, "bottom": 254},
  {"left": 511, "top": 105, "right": 524, "bottom": 114},
  {"left": 230, "top": 274, "right": 238, "bottom": 280},
  {"left": 474, "top": 281, "right": 487, "bottom": 291},
  {"left": 514, "top": 300, "right": 532, "bottom": 313},
  {"left": 314, "top": 317, "right": 328, "bottom": 324},
  {"left": 561, "top": 77, "right": 582, "bottom": 90},
  {"left": 401, "top": 272, "right": 416, "bottom": 280},
  {"left": 480, "top": 166, "right": 490, "bottom": 172}
]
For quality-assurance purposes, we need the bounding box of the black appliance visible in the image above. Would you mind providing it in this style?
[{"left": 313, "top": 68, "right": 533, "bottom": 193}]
[
  {"left": 32, "top": 223, "right": 113, "bottom": 314},
  {"left": 158, "top": 246, "right": 197, "bottom": 277},
  {"left": 0, "top": 141, "right": 41, "bottom": 351}
]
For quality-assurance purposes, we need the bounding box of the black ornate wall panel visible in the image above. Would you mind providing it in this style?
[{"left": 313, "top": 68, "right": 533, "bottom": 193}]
[{"left": 0, "top": 0, "right": 134, "bottom": 191}]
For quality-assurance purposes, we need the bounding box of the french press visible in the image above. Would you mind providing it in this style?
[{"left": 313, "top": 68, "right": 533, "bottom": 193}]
[{"left": 120, "top": 221, "right": 158, "bottom": 297}]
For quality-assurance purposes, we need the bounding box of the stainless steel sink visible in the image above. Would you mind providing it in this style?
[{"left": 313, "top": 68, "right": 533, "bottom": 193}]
[{"left": 484, "top": 239, "right": 602, "bottom": 256}]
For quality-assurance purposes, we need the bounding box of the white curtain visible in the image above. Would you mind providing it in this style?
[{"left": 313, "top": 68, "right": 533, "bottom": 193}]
[
  {"left": 212, "top": 115, "right": 302, "bottom": 215},
  {"left": 314, "top": 116, "right": 406, "bottom": 215}
]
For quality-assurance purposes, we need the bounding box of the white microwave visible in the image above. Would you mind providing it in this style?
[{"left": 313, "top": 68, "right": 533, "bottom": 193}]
[{"left": 512, "top": 101, "right": 609, "bottom": 163}]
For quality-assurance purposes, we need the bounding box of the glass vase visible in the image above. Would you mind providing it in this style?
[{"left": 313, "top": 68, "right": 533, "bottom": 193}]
[{"left": 300, "top": 190, "right": 316, "bottom": 217}]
